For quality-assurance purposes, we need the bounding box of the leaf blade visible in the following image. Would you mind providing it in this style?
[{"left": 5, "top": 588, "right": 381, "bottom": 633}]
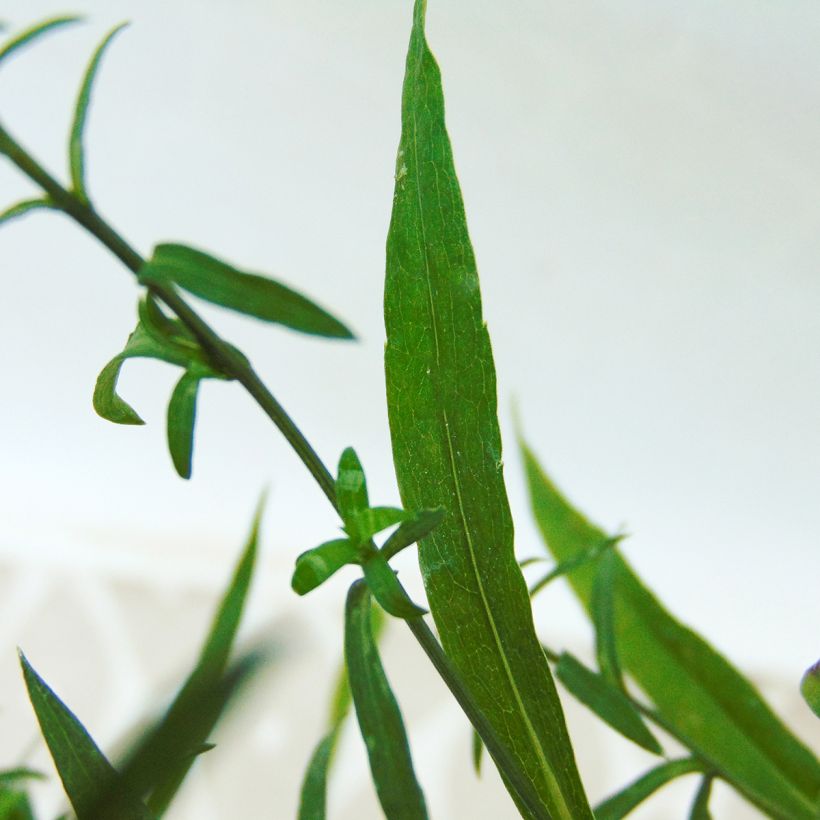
[
  {"left": 0, "top": 16, "right": 82, "bottom": 66},
  {"left": 383, "top": 4, "right": 591, "bottom": 817},
  {"left": 0, "top": 198, "right": 56, "bottom": 228},
  {"left": 291, "top": 538, "right": 359, "bottom": 595},
  {"left": 166, "top": 370, "right": 201, "bottom": 479}
]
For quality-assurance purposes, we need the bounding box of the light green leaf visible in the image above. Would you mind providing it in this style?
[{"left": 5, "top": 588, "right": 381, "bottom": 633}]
[
  {"left": 472, "top": 727, "right": 483, "bottom": 776},
  {"left": 140, "top": 244, "right": 354, "bottom": 339},
  {"left": 336, "top": 447, "right": 369, "bottom": 523},
  {"left": 347, "top": 506, "right": 408, "bottom": 543},
  {"left": 555, "top": 652, "right": 662, "bottom": 755},
  {"left": 594, "top": 758, "right": 702, "bottom": 820},
  {"left": 0, "top": 770, "right": 43, "bottom": 787},
  {"left": 298, "top": 730, "right": 337, "bottom": 820},
  {"left": 528, "top": 535, "right": 618, "bottom": 598},
  {"left": 345, "top": 580, "right": 428, "bottom": 819},
  {"left": 166, "top": 370, "right": 201, "bottom": 479},
  {"left": 520, "top": 436, "right": 820, "bottom": 819},
  {"left": 688, "top": 774, "right": 714, "bottom": 820},
  {"left": 381, "top": 507, "right": 445, "bottom": 561},
  {"left": 291, "top": 538, "right": 359, "bottom": 595},
  {"left": 800, "top": 660, "right": 820, "bottom": 718},
  {"left": 0, "top": 197, "right": 56, "bottom": 228},
  {"left": 93, "top": 354, "right": 144, "bottom": 424},
  {"left": 69, "top": 23, "right": 129, "bottom": 203},
  {"left": 591, "top": 549, "right": 623, "bottom": 690},
  {"left": 383, "top": 3, "right": 591, "bottom": 817},
  {"left": 18, "top": 653, "right": 153, "bottom": 820},
  {"left": 362, "top": 553, "right": 426, "bottom": 619},
  {"left": 0, "top": 16, "right": 82, "bottom": 66},
  {"left": 0, "top": 788, "right": 35, "bottom": 820}
]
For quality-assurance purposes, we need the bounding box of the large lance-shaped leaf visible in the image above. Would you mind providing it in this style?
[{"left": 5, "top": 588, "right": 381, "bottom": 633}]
[
  {"left": 520, "top": 437, "right": 820, "bottom": 819},
  {"left": 19, "top": 653, "right": 153, "bottom": 820},
  {"left": 383, "top": 3, "right": 591, "bottom": 818},
  {"left": 139, "top": 244, "right": 354, "bottom": 339},
  {"left": 345, "top": 580, "right": 427, "bottom": 820}
]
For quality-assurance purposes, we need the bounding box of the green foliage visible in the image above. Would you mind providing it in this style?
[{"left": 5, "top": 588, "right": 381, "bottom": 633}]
[
  {"left": 801, "top": 660, "right": 820, "bottom": 718},
  {"left": 688, "top": 775, "right": 715, "bottom": 820},
  {"left": 344, "top": 580, "right": 428, "bottom": 819},
  {"left": 0, "top": 16, "right": 81, "bottom": 67},
  {"left": 591, "top": 549, "right": 624, "bottom": 691},
  {"left": 521, "top": 436, "right": 820, "bottom": 819},
  {"left": 0, "top": 198, "right": 56, "bottom": 228},
  {"left": 383, "top": 2, "right": 591, "bottom": 817},
  {"left": 166, "top": 370, "right": 202, "bottom": 479}
]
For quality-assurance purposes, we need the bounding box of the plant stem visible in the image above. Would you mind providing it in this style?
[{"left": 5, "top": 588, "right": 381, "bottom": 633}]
[{"left": 0, "top": 120, "right": 548, "bottom": 818}]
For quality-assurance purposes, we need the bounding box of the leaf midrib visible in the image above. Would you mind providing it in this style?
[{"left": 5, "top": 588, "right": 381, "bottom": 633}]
[{"left": 407, "top": 47, "right": 570, "bottom": 820}]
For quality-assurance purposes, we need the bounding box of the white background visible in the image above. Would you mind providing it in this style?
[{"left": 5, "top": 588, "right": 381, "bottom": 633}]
[{"left": 1, "top": 0, "right": 819, "bottom": 817}]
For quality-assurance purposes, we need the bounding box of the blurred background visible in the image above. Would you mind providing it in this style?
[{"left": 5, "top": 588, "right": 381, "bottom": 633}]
[{"left": 1, "top": 0, "right": 819, "bottom": 816}]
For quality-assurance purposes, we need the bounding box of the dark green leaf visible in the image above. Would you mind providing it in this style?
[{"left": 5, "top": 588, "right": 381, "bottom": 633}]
[
  {"left": 0, "top": 16, "right": 82, "bottom": 66},
  {"left": 336, "top": 447, "right": 368, "bottom": 524},
  {"left": 520, "top": 437, "right": 820, "bottom": 819},
  {"left": 594, "top": 758, "right": 702, "bottom": 820},
  {"left": 0, "top": 198, "right": 56, "bottom": 227},
  {"left": 69, "top": 24, "right": 128, "bottom": 203},
  {"left": 298, "top": 730, "right": 337, "bottom": 820},
  {"left": 689, "top": 774, "right": 714, "bottom": 820},
  {"left": 555, "top": 652, "right": 662, "bottom": 755},
  {"left": 0, "top": 788, "right": 35, "bottom": 820},
  {"left": 800, "top": 660, "right": 820, "bottom": 718},
  {"left": 345, "top": 580, "right": 428, "bottom": 819},
  {"left": 383, "top": 3, "right": 591, "bottom": 817},
  {"left": 591, "top": 549, "right": 623, "bottom": 690},
  {"left": 291, "top": 538, "right": 359, "bottom": 595},
  {"left": 139, "top": 244, "right": 354, "bottom": 339},
  {"left": 166, "top": 370, "right": 201, "bottom": 479},
  {"left": 381, "top": 507, "right": 445, "bottom": 561},
  {"left": 18, "top": 652, "right": 153, "bottom": 820},
  {"left": 362, "top": 554, "right": 426, "bottom": 619},
  {"left": 347, "top": 506, "right": 408, "bottom": 543}
]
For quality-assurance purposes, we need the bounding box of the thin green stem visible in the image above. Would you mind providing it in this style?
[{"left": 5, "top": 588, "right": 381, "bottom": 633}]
[{"left": 0, "top": 120, "right": 548, "bottom": 818}]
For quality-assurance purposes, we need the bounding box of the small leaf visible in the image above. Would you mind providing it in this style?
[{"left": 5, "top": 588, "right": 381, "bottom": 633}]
[
  {"left": 166, "top": 370, "right": 201, "bottom": 479},
  {"left": 592, "top": 549, "right": 623, "bottom": 690},
  {"left": 381, "top": 507, "right": 445, "bottom": 561},
  {"left": 0, "top": 197, "right": 56, "bottom": 228},
  {"left": 298, "top": 730, "right": 337, "bottom": 820},
  {"left": 529, "top": 535, "right": 619, "bottom": 598},
  {"left": 0, "top": 788, "right": 35, "bottom": 820},
  {"left": 336, "top": 447, "right": 369, "bottom": 524},
  {"left": 93, "top": 355, "right": 144, "bottom": 424},
  {"left": 69, "top": 23, "right": 128, "bottom": 203},
  {"left": 555, "top": 652, "right": 662, "bottom": 755},
  {"left": 594, "top": 758, "right": 702, "bottom": 820},
  {"left": 137, "top": 295, "right": 198, "bottom": 349},
  {"left": 362, "top": 553, "right": 426, "bottom": 619},
  {"left": 688, "top": 774, "right": 714, "bottom": 820},
  {"left": 140, "top": 244, "right": 354, "bottom": 339},
  {"left": 291, "top": 538, "right": 359, "bottom": 595},
  {"left": 800, "top": 660, "right": 820, "bottom": 718},
  {"left": 0, "top": 769, "right": 44, "bottom": 786},
  {"left": 471, "top": 728, "right": 483, "bottom": 776},
  {"left": 18, "top": 652, "right": 152, "bottom": 820},
  {"left": 347, "top": 506, "right": 408, "bottom": 543},
  {"left": 0, "top": 16, "right": 82, "bottom": 66},
  {"left": 345, "top": 580, "right": 428, "bottom": 819}
]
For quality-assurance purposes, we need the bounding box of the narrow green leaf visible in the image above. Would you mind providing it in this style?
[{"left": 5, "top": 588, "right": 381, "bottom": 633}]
[
  {"left": 0, "top": 198, "right": 56, "bottom": 228},
  {"left": 800, "top": 660, "right": 820, "bottom": 718},
  {"left": 93, "top": 355, "right": 144, "bottom": 424},
  {"left": 0, "top": 788, "right": 35, "bottom": 820},
  {"left": 0, "top": 16, "right": 82, "bottom": 66},
  {"left": 520, "top": 437, "right": 820, "bottom": 819},
  {"left": 18, "top": 652, "right": 153, "bottom": 820},
  {"left": 362, "top": 553, "right": 426, "bottom": 619},
  {"left": 69, "top": 23, "right": 129, "bottom": 203},
  {"left": 383, "top": 4, "right": 591, "bottom": 817},
  {"left": 555, "top": 652, "right": 662, "bottom": 755},
  {"left": 591, "top": 550, "right": 623, "bottom": 690},
  {"left": 347, "top": 506, "right": 408, "bottom": 543},
  {"left": 594, "top": 758, "right": 702, "bottom": 820},
  {"left": 137, "top": 295, "right": 198, "bottom": 350},
  {"left": 114, "top": 501, "right": 264, "bottom": 814},
  {"left": 528, "top": 536, "right": 618, "bottom": 598},
  {"left": 471, "top": 727, "right": 483, "bottom": 776},
  {"left": 688, "top": 774, "right": 714, "bottom": 820},
  {"left": 336, "top": 447, "right": 369, "bottom": 523},
  {"left": 140, "top": 244, "right": 354, "bottom": 339},
  {"left": 298, "top": 730, "right": 337, "bottom": 820},
  {"left": 0, "top": 770, "right": 44, "bottom": 787},
  {"left": 291, "top": 538, "right": 359, "bottom": 595},
  {"left": 345, "top": 580, "right": 428, "bottom": 819},
  {"left": 381, "top": 507, "right": 445, "bottom": 561},
  {"left": 166, "top": 370, "right": 201, "bottom": 479}
]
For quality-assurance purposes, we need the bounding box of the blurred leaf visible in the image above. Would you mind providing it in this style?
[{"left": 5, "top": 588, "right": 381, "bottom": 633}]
[
  {"left": 0, "top": 16, "right": 81, "bottom": 66},
  {"left": 69, "top": 23, "right": 128, "bottom": 202},
  {"left": 520, "top": 436, "right": 820, "bottom": 818},
  {"left": 362, "top": 553, "right": 426, "bottom": 619},
  {"left": 381, "top": 507, "right": 445, "bottom": 561},
  {"left": 800, "top": 660, "right": 820, "bottom": 718},
  {"left": 528, "top": 535, "right": 618, "bottom": 598},
  {"left": 471, "top": 727, "right": 483, "bottom": 776},
  {"left": 555, "top": 652, "right": 662, "bottom": 755},
  {"left": 291, "top": 538, "right": 359, "bottom": 595},
  {"left": 346, "top": 506, "right": 408, "bottom": 543},
  {"left": 688, "top": 774, "right": 714, "bottom": 820},
  {"left": 0, "top": 788, "right": 35, "bottom": 820},
  {"left": 18, "top": 653, "right": 153, "bottom": 820},
  {"left": 166, "top": 370, "right": 201, "bottom": 479},
  {"left": 383, "top": 2, "right": 591, "bottom": 816},
  {"left": 0, "top": 770, "right": 44, "bottom": 786},
  {"left": 594, "top": 758, "right": 702, "bottom": 820},
  {"left": 0, "top": 198, "right": 56, "bottom": 228},
  {"left": 345, "top": 580, "right": 428, "bottom": 819},
  {"left": 591, "top": 549, "right": 623, "bottom": 690},
  {"left": 140, "top": 244, "right": 354, "bottom": 339}
]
